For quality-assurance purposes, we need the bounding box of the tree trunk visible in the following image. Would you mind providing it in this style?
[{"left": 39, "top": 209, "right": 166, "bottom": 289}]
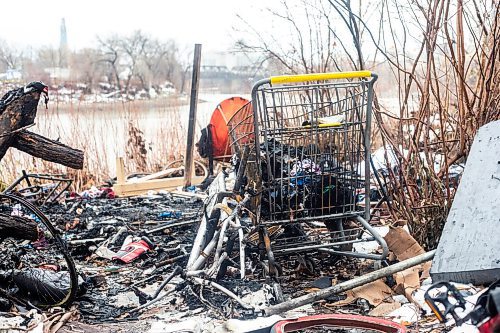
[
  {"left": 0, "top": 213, "right": 38, "bottom": 241},
  {"left": 12, "top": 131, "right": 84, "bottom": 169},
  {"left": 0, "top": 91, "right": 40, "bottom": 160}
]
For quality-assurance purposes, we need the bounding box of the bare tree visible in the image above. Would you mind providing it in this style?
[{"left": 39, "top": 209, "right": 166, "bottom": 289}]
[
  {"left": 119, "top": 30, "right": 149, "bottom": 94},
  {"left": 235, "top": 0, "right": 382, "bottom": 74},
  {"left": 97, "top": 31, "right": 182, "bottom": 96},
  {"left": 97, "top": 35, "right": 123, "bottom": 91},
  {"left": 236, "top": 0, "right": 329, "bottom": 73},
  {"left": 70, "top": 48, "right": 106, "bottom": 92},
  {"left": 138, "top": 38, "right": 180, "bottom": 93},
  {"left": 327, "top": 0, "right": 500, "bottom": 248},
  {"left": 0, "top": 40, "right": 25, "bottom": 72}
]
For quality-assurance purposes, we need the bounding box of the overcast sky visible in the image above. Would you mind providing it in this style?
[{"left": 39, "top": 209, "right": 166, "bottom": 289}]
[
  {"left": 0, "top": 0, "right": 267, "bottom": 52},
  {"left": 0, "top": 0, "right": 433, "bottom": 66}
]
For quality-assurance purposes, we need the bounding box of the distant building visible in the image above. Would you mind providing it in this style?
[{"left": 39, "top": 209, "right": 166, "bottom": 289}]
[
  {"left": 0, "top": 69, "right": 22, "bottom": 81},
  {"left": 43, "top": 18, "right": 71, "bottom": 83},
  {"left": 44, "top": 67, "right": 71, "bottom": 80}
]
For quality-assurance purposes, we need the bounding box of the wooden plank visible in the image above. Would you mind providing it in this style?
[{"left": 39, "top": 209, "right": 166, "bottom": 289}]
[
  {"left": 113, "top": 175, "right": 205, "bottom": 197},
  {"left": 132, "top": 167, "right": 183, "bottom": 182},
  {"left": 170, "top": 190, "right": 207, "bottom": 200},
  {"left": 113, "top": 156, "right": 207, "bottom": 196}
]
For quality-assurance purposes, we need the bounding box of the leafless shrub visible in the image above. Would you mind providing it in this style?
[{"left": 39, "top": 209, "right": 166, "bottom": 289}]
[
  {"left": 368, "top": 0, "right": 500, "bottom": 249},
  {"left": 237, "top": 0, "right": 499, "bottom": 249},
  {"left": 127, "top": 121, "right": 148, "bottom": 171}
]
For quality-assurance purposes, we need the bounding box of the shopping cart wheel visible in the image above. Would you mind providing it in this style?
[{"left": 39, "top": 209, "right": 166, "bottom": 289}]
[
  {"left": 257, "top": 260, "right": 282, "bottom": 280},
  {"left": 296, "top": 254, "right": 317, "bottom": 275},
  {"left": 325, "top": 219, "right": 354, "bottom": 253}
]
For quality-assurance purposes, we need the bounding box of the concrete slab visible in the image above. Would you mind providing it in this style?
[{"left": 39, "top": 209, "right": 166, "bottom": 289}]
[{"left": 430, "top": 120, "right": 500, "bottom": 284}]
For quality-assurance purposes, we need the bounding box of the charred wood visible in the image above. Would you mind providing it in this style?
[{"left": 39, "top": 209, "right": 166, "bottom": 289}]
[
  {"left": 12, "top": 131, "right": 84, "bottom": 170},
  {"left": 0, "top": 213, "right": 38, "bottom": 241},
  {"left": 0, "top": 91, "right": 40, "bottom": 160}
]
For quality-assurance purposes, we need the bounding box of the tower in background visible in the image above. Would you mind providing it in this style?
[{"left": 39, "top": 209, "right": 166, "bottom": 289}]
[{"left": 59, "top": 18, "right": 68, "bottom": 67}]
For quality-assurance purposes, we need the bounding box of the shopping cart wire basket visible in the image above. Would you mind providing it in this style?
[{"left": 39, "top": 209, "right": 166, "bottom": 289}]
[{"left": 228, "top": 71, "right": 388, "bottom": 264}]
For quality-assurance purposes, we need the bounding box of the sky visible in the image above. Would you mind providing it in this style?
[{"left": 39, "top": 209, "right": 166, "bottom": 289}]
[
  {"left": 0, "top": 0, "right": 432, "bottom": 67},
  {"left": 0, "top": 0, "right": 267, "bottom": 52}
]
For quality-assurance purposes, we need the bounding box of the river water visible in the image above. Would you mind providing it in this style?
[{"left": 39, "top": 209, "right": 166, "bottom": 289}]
[{"left": 1, "top": 93, "right": 249, "bottom": 180}]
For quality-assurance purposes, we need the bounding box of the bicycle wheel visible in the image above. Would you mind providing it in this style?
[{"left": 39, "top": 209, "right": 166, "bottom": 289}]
[{"left": 0, "top": 193, "right": 78, "bottom": 308}]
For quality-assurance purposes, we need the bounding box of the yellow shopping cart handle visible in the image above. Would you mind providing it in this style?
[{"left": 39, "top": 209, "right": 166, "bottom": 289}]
[{"left": 270, "top": 71, "right": 373, "bottom": 85}]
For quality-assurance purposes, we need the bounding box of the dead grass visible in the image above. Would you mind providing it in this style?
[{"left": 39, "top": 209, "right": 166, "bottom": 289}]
[{"left": 0, "top": 96, "right": 191, "bottom": 192}]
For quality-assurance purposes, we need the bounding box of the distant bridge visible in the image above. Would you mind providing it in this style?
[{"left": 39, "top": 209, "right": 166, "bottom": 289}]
[{"left": 192, "top": 65, "right": 267, "bottom": 79}]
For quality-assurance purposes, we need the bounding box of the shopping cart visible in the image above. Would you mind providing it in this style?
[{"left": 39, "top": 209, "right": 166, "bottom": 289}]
[{"left": 228, "top": 71, "right": 388, "bottom": 277}]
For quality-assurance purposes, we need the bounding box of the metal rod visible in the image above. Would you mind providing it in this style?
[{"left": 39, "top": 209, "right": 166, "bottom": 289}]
[
  {"left": 145, "top": 219, "right": 198, "bottom": 234},
  {"left": 187, "top": 173, "right": 226, "bottom": 269},
  {"left": 355, "top": 215, "right": 388, "bottom": 260},
  {"left": 364, "top": 78, "right": 377, "bottom": 221},
  {"left": 233, "top": 145, "right": 250, "bottom": 194},
  {"left": 129, "top": 287, "right": 177, "bottom": 314},
  {"left": 185, "top": 270, "right": 206, "bottom": 277},
  {"left": 317, "top": 247, "right": 386, "bottom": 260},
  {"left": 156, "top": 253, "right": 189, "bottom": 268},
  {"left": 235, "top": 215, "right": 246, "bottom": 279},
  {"left": 207, "top": 252, "right": 228, "bottom": 277},
  {"left": 213, "top": 199, "right": 231, "bottom": 266},
  {"left": 191, "top": 277, "right": 253, "bottom": 310},
  {"left": 191, "top": 229, "right": 221, "bottom": 271},
  {"left": 264, "top": 250, "right": 435, "bottom": 316},
  {"left": 274, "top": 238, "right": 372, "bottom": 255},
  {"left": 260, "top": 212, "right": 361, "bottom": 226},
  {"left": 184, "top": 43, "right": 202, "bottom": 188},
  {"left": 151, "top": 266, "right": 182, "bottom": 300},
  {"left": 123, "top": 272, "right": 162, "bottom": 291},
  {"left": 68, "top": 237, "right": 106, "bottom": 245}
]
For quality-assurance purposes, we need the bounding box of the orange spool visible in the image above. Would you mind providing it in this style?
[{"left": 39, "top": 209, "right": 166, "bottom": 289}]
[{"left": 208, "top": 96, "right": 250, "bottom": 160}]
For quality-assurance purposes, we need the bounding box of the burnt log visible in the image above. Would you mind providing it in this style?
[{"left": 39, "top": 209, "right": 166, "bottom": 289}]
[
  {"left": 0, "top": 213, "right": 38, "bottom": 241},
  {"left": 0, "top": 82, "right": 84, "bottom": 169},
  {"left": 0, "top": 91, "right": 40, "bottom": 160},
  {"left": 12, "top": 131, "right": 84, "bottom": 170}
]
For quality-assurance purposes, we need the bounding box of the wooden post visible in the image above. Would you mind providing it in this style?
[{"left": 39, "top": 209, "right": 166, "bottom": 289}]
[
  {"left": 184, "top": 44, "right": 202, "bottom": 188},
  {"left": 116, "top": 156, "right": 126, "bottom": 184}
]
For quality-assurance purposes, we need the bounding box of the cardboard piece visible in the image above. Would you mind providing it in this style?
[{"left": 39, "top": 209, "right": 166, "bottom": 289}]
[
  {"left": 394, "top": 266, "right": 420, "bottom": 302},
  {"left": 384, "top": 227, "right": 431, "bottom": 280},
  {"left": 384, "top": 227, "right": 424, "bottom": 261},
  {"left": 384, "top": 227, "right": 432, "bottom": 303},
  {"left": 332, "top": 279, "right": 393, "bottom": 307},
  {"left": 369, "top": 302, "right": 402, "bottom": 316}
]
